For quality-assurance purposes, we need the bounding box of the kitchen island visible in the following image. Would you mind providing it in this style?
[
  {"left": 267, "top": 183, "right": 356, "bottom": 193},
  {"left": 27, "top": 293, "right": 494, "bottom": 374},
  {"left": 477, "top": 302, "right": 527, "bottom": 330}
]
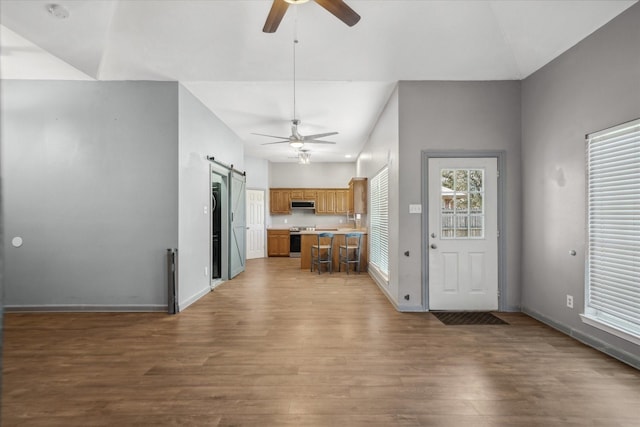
[{"left": 300, "top": 229, "right": 368, "bottom": 272}]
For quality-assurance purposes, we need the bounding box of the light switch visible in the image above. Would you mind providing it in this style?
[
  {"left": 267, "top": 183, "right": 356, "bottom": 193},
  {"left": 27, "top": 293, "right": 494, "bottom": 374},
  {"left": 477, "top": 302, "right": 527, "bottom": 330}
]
[{"left": 409, "top": 204, "right": 422, "bottom": 214}]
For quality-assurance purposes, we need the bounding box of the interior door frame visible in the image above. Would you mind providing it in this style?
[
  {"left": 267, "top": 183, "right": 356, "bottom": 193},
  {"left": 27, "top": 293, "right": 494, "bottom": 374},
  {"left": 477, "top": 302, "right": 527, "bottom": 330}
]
[
  {"left": 421, "top": 150, "right": 507, "bottom": 311},
  {"left": 210, "top": 163, "right": 230, "bottom": 287}
]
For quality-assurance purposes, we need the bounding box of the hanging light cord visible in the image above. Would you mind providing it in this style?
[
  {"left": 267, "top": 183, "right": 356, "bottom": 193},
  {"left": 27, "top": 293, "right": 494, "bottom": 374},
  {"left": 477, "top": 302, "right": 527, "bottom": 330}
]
[
  {"left": 293, "top": 38, "right": 298, "bottom": 121},
  {"left": 292, "top": 9, "right": 299, "bottom": 122}
]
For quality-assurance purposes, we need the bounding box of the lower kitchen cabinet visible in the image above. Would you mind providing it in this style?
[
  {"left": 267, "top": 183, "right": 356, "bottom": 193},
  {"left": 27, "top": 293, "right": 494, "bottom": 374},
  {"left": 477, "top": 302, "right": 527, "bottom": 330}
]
[{"left": 267, "top": 229, "right": 290, "bottom": 256}]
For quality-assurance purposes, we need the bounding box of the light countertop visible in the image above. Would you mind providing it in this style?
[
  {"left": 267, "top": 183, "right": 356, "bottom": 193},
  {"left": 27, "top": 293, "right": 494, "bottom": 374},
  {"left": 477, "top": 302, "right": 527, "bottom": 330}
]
[{"left": 299, "top": 229, "right": 367, "bottom": 235}]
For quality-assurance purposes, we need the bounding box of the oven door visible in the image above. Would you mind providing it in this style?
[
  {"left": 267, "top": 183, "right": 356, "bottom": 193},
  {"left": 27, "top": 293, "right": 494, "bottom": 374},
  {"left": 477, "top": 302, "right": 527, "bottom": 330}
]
[{"left": 289, "top": 233, "right": 301, "bottom": 257}]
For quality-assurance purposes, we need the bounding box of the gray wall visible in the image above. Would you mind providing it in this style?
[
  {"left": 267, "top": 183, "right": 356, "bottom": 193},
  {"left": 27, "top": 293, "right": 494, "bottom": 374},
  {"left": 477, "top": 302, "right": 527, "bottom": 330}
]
[
  {"left": 357, "top": 87, "right": 400, "bottom": 305},
  {"left": 178, "top": 85, "right": 244, "bottom": 310},
  {"left": 1, "top": 81, "right": 179, "bottom": 310},
  {"left": 521, "top": 3, "right": 640, "bottom": 359},
  {"left": 269, "top": 162, "right": 356, "bottom": 188},
  {"left": 398, "top": 81, "right": 522, "bottom": 311},
  {"left": 245, "top": 155, "right": 269, "bottom": 190}
]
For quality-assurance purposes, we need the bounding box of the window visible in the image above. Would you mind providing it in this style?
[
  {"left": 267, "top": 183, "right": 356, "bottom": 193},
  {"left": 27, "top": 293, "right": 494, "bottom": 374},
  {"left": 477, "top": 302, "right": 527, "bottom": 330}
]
[
  {"left": 369, "top": 167, "right": 389, "bottom": 278},
  {"left": 582, "top": 118, "right": 640, "bottom": 344},
  {"left": 440, "top": 168, "right": 485, "bottom": 239}
]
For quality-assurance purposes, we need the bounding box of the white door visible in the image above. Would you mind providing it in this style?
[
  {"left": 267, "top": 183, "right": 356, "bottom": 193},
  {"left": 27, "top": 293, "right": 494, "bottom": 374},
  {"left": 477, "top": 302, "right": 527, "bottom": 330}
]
[
  {"left": 428, "top": 158, "right": 498, "bottom": 310},
  {"left": 246, "top": 189, "right": 265, "bottom": 259},
  {"left": 229, "top": 171, "right": 246, "bottom": 279}
]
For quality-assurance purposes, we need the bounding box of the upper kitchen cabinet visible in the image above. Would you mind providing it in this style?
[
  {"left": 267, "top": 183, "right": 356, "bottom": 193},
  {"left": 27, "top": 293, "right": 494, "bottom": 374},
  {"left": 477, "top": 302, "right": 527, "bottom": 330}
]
[
  {"left": 315, "top": 189, "right": 348, "bottom": 215},
  {"left": 269, "top": 186, "right": 351, "bottom": 215},
  {"left": 290, "top": 189, "right": 316, "bottom": 201},
  {"left": 303, "top": 190, "right": 317, "bottom": 200},
  {"left": 335, "top": 190, "right": 349, "bottom": 214},
  {"left": 349, "top": 178, "right": 368, "bottom": 214},
  {"left": 270, "top": 189, "right": 291, "bottom": 215},
  {"left": 290, "top": 189, "right": 304, "bottom": 200},
  {"left": 315, "top": 189, "right": 329, "bottom": 214}
]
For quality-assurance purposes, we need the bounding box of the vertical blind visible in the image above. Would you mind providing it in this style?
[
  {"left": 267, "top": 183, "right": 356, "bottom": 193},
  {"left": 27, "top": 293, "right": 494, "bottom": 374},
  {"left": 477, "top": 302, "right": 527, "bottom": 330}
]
[
  {"left": 585, "top": 118, "right": 640, "bottom": 339},
  {"left": 370, "top": 167, "right": 389, "bottom": 276}
]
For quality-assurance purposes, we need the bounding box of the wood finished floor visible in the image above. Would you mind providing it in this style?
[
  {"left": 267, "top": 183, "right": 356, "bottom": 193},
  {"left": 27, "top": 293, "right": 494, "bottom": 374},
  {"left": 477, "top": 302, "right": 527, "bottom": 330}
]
[{"left": 2, "top": 257, "right": 640, "bottom": 426}]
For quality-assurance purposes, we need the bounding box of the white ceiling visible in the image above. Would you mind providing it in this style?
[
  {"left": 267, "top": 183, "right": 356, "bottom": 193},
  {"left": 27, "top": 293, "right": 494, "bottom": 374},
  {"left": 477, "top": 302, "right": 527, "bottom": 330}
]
[{"left": 1, "top": 0, "right": 636, "bottom": 162}]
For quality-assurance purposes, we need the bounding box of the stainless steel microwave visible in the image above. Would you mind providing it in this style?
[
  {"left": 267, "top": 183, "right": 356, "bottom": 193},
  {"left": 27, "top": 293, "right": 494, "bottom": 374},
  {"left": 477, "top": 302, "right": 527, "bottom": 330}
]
[{"left": 290, "top": 200, "right": 315, "bottom": 210}]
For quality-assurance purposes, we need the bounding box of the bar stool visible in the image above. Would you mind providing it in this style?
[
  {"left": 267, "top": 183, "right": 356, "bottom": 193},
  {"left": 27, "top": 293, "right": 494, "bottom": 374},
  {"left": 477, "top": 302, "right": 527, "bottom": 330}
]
[
  {"left": 311, "top": 232, "right": 334, "bottom": 274},
  {"left": 339, "top": 232, "right": 362, "bottom": 274}
]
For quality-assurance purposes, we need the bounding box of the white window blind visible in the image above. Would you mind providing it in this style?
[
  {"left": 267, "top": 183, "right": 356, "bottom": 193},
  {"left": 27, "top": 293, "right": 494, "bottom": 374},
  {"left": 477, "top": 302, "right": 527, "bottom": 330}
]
[
  {"left": 370, "top": 167, "right": 389, "bottom": 277},
  {"left": 584, "top": 118, "right": 640, "bottom": 342}
]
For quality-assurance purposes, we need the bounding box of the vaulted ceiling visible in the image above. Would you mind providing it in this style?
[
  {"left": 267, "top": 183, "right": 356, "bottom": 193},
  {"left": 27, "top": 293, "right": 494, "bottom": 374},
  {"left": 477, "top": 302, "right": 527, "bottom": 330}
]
[{"left": 1, "top": 0, "right": 636, "bottom": 162}]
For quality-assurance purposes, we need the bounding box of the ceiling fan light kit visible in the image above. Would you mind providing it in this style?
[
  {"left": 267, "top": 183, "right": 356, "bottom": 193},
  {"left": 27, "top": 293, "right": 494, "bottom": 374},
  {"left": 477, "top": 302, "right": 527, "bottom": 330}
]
[
  {"left": 290, "top": 141, "right": 304, "bottom": 149},
  {"left": 298, "top": 151, "right": 311, "bottom": 165}
]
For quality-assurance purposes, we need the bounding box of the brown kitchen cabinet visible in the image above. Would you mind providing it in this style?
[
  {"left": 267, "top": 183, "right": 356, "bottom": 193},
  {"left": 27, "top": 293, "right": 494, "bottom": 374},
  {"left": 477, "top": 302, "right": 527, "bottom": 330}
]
[
  {"left": 314, "top": 190, "right": 327, "bottom": 213},
  {"left": 269, "top": 187, "right": 351, "bottom": 215},
  {"left": 267, "top": 229, "right": 290, "bottom": 256},
  {"left": 348, "top": 178, "right": 368, "bottom": 214},
  {"left": 315, "top": 189, "right": 341, "bottom": 214},
  {"left": 335, "top": 190, "right": 349, "bottom": 214},
  {"left": 270, "top": 189, "right": 291, "bottom": 215},
  {"left": 289, "top": 190, "right": 304, "bottom": 200}
]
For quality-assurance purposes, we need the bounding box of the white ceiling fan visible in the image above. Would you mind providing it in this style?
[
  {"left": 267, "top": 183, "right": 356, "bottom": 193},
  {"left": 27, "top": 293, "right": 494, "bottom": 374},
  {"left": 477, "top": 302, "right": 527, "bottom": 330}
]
[
  {"left": 253, "top": 119, "right": 337, "bottom": 149},
  {"left": 252, "top": 36, "right": 339, "bottom": 150}
]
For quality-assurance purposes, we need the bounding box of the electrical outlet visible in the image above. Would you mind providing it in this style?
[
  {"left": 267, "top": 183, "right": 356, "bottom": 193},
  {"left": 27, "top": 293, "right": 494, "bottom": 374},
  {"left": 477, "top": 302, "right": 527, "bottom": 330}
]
[
  {"left": 566, "top": 294, "right": 574, "bottom": 309},
  {"left": 204, "top": 267, "right": 208, "bottom": 277}
]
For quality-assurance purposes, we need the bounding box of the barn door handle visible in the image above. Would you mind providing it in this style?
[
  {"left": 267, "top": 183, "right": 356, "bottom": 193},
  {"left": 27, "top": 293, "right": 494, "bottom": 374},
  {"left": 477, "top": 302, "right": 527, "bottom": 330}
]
[{"left": 430, "top": 244, "right": 437, "bottom": 249}]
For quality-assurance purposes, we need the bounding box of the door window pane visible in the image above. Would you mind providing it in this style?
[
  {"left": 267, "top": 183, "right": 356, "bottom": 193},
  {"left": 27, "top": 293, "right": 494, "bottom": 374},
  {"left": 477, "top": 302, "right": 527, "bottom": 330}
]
[{"left": 440, "top": 168, "right": 485, "bottom": 239}]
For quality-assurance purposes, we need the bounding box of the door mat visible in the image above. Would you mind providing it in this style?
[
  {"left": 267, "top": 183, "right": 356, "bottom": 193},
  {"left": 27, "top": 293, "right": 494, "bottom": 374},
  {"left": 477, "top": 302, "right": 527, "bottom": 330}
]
[{"left": 432, "top": 311, "right": 508, "bottom": 325}]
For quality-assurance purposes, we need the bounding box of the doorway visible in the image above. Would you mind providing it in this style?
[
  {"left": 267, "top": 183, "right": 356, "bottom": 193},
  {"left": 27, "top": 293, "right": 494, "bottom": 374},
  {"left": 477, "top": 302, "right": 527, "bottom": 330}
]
[
  {"left": 211, "top": 167, "right": 229, "bottom": 288},
  {"left": 424, "top": 156, "right": 502, "bottom": 311},
  {"left": 246, "top": 189, "right": 266, "bottom": 259}
]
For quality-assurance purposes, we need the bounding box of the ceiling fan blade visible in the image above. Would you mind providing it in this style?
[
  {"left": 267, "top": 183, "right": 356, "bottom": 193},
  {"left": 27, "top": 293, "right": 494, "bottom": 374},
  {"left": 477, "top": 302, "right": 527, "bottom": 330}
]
[
  {"left": 302, "top": 131, "right": 338, "bottom": 140},
  {"left": 263, "top": 0, "right": 289, "bottom": 33},
  {"left": 314, "top": 0, "right": 361, "bottom": 27},
  {"left": 252, "top": 132, "right": 290, "bottom": 139},
  {"left": 261, "top": 141, "right": 291, "bottom": 145},
  {"left": 304, "top": 140, "right": 336, "bottom": 144}
]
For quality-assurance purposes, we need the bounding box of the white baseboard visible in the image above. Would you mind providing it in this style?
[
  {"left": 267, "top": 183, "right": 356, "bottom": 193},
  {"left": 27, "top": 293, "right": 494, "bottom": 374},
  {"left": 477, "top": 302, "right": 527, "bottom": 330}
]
[
  {"left": 178, "top": 286, "right": 211, "bottom": 312},
  {"left": 4, "top": 304, "right": 167, "bottom": 313},
  {"left": 522, "top": 306, "right": 640, "bottom": 370},
  {"left": 368, "top": 270, "right": 401, "bottom": 310}
]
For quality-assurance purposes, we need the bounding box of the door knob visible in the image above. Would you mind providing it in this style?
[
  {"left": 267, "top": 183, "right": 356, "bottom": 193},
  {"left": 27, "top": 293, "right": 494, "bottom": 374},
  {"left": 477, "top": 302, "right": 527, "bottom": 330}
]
[{"left": 430, "top": 244, "right": 437, "bottom": 249}]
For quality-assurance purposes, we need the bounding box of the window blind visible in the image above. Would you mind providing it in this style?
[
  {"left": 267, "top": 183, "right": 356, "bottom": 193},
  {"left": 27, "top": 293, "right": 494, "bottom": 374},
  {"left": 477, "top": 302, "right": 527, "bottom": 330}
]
[
  {"left": 370, "top": 167, "right": 389, "bottom": 277},
  {"left": 585, "top": 118, "right": 640, "bottom": 340}
]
